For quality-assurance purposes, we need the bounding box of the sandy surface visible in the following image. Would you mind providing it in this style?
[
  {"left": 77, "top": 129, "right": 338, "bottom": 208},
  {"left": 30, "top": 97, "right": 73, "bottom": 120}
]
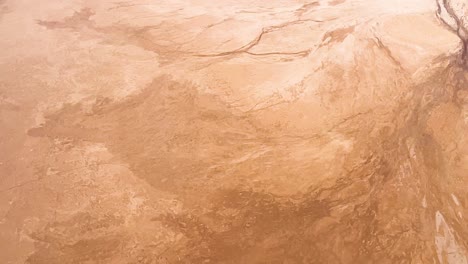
[{"left": 0, "top": 0, "right": 467, "bottom": 263}]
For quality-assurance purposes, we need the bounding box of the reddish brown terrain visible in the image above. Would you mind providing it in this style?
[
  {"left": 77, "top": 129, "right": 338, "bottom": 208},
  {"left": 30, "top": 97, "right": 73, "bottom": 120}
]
[{"left": 0, "top": 0, "right": 467, "bottom": 263}]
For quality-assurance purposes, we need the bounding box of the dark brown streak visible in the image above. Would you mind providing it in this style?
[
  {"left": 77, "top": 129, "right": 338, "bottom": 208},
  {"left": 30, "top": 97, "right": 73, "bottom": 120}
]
[
  {"left": 372, "top": 34, "right": 404, "bottom": 71},
  {"left": 192, "top": 18, "right": 330, "bottom": 58}
]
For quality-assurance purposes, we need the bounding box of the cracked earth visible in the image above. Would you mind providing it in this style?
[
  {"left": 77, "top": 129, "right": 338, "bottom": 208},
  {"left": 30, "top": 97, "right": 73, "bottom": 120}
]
[{"left": 0, "top": 0, "right": 467, "bottom": 263}]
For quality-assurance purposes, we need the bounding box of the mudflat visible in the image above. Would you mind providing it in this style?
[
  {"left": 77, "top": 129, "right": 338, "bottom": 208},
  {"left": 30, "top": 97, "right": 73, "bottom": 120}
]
[{"left": 0, "top": 0, "right": 467, "bottom": 263}]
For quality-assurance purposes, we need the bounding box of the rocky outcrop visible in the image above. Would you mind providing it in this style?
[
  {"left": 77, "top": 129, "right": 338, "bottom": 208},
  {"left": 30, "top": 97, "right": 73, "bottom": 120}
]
[{"left": 436, "top": 0, "right": 468, "bottom": 65}]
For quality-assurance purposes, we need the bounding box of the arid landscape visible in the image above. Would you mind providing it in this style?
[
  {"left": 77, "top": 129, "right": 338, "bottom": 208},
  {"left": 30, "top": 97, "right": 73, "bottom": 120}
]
[{"left": 0, "top": 0, "right": 467, "bottom": 263}]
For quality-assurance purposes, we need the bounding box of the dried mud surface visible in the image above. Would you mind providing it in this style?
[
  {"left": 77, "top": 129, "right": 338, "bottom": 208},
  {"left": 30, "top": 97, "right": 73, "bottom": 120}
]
[{"left": 0, "top": 0, "right": 467, "bottom": 263}]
